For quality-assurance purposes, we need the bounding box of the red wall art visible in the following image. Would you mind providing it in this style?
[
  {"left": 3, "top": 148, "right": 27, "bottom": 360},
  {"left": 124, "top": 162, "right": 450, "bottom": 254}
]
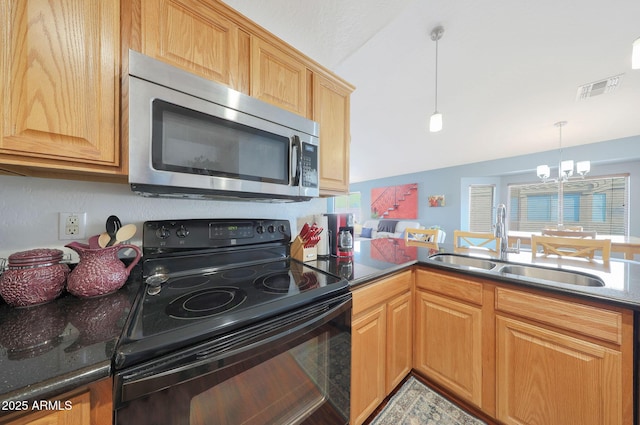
[{"left": 370, "top": 183, "right": 418, "bottom": 219}]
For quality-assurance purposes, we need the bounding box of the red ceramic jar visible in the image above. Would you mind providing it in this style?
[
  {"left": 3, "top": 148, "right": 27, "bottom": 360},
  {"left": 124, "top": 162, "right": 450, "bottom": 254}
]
[{"left": 0, "top": 249, "right": 69, "bottom": 307}]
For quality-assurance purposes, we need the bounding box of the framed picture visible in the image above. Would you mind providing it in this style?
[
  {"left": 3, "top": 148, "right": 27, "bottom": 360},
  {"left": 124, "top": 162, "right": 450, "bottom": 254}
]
[
  {"left": 370, "top": 183, "right": 418, "bottom": 218},
  {"left": 428, "top": 195, "right": 445, "bottom": 207}
]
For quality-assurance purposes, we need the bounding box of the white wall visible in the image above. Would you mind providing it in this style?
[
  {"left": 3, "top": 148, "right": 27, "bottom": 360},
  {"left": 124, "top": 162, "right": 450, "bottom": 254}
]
[{"left": 0, "top": 175, "right": 326, "bottom": 261}]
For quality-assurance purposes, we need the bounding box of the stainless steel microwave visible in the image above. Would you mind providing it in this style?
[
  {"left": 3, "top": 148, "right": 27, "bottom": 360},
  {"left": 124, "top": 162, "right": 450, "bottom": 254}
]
[{"left": 128, "top": 50, "right": 319, "bottom": 201}]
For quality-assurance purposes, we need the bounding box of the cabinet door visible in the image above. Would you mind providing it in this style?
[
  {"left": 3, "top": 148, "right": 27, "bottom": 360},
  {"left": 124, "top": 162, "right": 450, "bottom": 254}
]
[
  {"left": 496, "top": 316, "right": 622, "bottom": 425},
  {"left": 414, "top": 290, "right": 483, "bottom": 407},
  {"left": 140, "top": 0, "right": 248, "bottom": 92},
  {"left": 0, "top": 378, "right": 112, "bottom": 425},
  {"left": 0, "top": 0, "right": 120, "bottom": 169},
  {"left": 251, "top": 37, "right": 308, "bottom": 117},
  {"left": 351, "top": 305, "right": 386, "bottom": 425},
  {"left": 386, "top": 291, "right": 412, "bottom": 393},
  {"left": 2, "top": 390, "right": 90, "bottom": 425},
  {"left": 313, "top": 73, "right": 351, "bottom": 194}
]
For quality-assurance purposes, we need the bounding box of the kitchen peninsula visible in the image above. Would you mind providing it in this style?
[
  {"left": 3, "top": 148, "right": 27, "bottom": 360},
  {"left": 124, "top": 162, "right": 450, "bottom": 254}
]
[
  {"left": 312, "top": 238, "right": 640, "bottom": 425},
  {"left": 1, "top": 238, "right": 639, "bottom": 425}
]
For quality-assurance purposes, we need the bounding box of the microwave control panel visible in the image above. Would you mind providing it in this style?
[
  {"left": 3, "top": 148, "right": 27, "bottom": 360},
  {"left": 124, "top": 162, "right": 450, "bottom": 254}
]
[{"left": 300, "top": 142, "right": 318, "bottom": 188}]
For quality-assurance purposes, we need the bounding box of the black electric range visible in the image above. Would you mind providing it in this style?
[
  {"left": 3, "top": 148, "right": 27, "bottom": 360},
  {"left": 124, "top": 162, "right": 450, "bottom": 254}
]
[{"left": 114, "top": 218, "right": 348, "bottom": 369}]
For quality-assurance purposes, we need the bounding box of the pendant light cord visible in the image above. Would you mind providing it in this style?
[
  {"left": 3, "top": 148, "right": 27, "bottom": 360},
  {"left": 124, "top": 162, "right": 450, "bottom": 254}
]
[
  {"left": 434, "top": 37, "right": 439, "bottom": 111},
  {"left": 555, "top": 120, "right": 567, "bottom": 170},
  {"left": 430, "top": 26, "right": 444, "bottom": 113}
]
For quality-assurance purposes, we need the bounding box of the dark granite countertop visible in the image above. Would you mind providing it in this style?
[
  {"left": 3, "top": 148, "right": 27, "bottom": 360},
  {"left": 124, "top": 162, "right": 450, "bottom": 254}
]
[
  {"left": 2, "top": 238, "right": 639, "bottom": 416},
  {"left": 308, "top": 238, "right": 640, "bottom": 311},
  {"left": 0, "top": 265, "right": 141, "bottom": 414}
]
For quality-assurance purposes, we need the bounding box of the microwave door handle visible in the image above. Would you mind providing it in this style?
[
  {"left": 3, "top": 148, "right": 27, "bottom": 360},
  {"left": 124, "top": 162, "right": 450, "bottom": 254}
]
[{"left": 291, "top": 135, "right": 301, "bottom": 186}]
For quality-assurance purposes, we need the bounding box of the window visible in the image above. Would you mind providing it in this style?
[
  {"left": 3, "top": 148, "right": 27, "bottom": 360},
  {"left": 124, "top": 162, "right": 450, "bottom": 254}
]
[
  {"left": 508, "top": 175, "right": 629, "bottom": 235},
  {"left": 333, "top": 192, "right": 362, "bottom": 223},
  {"left": 468, "top": 185, "right": 495, "bottom": 232},
  {"left": 592, "top": 193, "right": 606, "bottom": 222}
]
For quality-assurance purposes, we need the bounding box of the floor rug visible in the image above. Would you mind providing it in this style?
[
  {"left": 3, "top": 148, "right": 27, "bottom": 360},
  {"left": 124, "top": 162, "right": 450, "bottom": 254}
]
[{"left": 370, "top": 377, "right": 486, "bottom": 425}]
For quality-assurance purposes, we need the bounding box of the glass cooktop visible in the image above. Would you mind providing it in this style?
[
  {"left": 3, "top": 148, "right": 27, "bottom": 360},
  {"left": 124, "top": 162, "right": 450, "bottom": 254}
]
[{"left": 116, "top": 259, "right": 347, "bottom": 368}]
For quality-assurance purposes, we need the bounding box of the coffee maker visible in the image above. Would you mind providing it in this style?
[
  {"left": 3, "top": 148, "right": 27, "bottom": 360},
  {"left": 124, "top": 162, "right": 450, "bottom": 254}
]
[{"left": 325, "top": 213, "right": 354, "bottom": 258}]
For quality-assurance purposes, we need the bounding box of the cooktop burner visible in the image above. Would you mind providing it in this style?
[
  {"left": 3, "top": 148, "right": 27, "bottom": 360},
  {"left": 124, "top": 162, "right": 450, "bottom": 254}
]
[
  {"left": 167, "top": 276, "right": 210, "bottom": 290},
  {"left": 256, "top": 270, "right": 319, "bottom": 294},
  {"left": 166, "top": 287, "right": 247, "bottom": 319},
  {"left": 115, "top": 218, "right": 349, "bottom": 369}
]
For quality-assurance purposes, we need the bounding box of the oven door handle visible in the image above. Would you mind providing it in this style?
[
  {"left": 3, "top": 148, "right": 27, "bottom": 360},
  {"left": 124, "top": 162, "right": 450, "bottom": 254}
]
[{"left": 116, "top": 294, "right": 351, "bottom": 405}]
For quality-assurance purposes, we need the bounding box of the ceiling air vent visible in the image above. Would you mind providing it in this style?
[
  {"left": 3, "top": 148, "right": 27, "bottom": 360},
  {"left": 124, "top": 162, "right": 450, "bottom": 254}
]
[{"left": 576, "top": 74, "right": 623, "bottom": 100}]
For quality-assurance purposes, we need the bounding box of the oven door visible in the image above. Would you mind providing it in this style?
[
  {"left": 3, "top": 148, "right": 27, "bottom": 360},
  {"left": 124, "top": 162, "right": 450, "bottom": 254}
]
[{"left": 114, "top": 293, "right": 351, "bottom": 425}]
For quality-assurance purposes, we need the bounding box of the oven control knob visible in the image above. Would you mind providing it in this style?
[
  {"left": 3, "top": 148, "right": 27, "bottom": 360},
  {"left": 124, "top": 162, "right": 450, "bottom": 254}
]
[
  {"left": 256, "top": 225, "right": 265, "bottom": 234},
  {"left": 176, "top": 225, "right": 189, "bottom": 238},
  {"left": 278, "top": 224, "right": 287, "bottom": 233},
  {"left": 267, "top": 225, "right": 275, "bottom": 233},
  {"left": 156, "top": 226, "right": 171, "bottom": 239}
]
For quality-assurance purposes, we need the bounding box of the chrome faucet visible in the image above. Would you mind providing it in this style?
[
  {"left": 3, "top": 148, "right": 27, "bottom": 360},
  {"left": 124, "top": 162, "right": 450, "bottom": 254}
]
[{"left": 495, "top": 203, "right": 519, "bottom": 260}]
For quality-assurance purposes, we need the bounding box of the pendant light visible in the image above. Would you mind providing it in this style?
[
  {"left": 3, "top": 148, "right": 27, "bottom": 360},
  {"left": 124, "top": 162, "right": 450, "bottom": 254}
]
[
  {"left": 633, "top": 36, "right": 640, "bottom": 70},
  {"left": 429, "top": 26, "right": 444, "bottom": 133}
]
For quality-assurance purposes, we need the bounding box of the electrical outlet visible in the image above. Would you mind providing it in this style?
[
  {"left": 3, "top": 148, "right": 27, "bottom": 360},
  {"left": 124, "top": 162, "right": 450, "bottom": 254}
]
[{"left": 59, "top": 212, "right": 87, "bottom": 240}]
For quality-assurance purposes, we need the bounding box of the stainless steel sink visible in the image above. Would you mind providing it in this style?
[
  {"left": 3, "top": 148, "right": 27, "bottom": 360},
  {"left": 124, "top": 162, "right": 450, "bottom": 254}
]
[
  {"left": 430, "top": 254, "right": 497, "bottom": 270},
  {"left": 498, "top": 265, "right": 605, "bottom": 287}
]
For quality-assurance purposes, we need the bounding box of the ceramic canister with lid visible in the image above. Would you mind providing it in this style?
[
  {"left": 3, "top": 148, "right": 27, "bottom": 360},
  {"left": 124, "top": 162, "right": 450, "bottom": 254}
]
[{"left": 0, "top": 248, "right": 69, "bottom": 307}]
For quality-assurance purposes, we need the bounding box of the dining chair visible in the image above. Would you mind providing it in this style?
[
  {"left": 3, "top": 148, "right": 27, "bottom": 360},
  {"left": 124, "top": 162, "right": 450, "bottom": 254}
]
[
  {"left": 531, "top": 235, "right": 611, "bottom": 262},
  {"left": 543, "top": 225, "right": 583, "bottom": 231},
  {"left": 541, "top": 229, "right": 597, "bottom": 238},
  {"left": 405, "top": 228, "right": 440, "bottom": 248},
  {"left": 453, "top": 230, "right": 501, "bottom": 254}
]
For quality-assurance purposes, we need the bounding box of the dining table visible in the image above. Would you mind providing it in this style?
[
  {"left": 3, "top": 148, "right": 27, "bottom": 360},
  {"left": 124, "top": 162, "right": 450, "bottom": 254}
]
[{"left": 508, "top": 231, "right": 640, "bottom": 261}]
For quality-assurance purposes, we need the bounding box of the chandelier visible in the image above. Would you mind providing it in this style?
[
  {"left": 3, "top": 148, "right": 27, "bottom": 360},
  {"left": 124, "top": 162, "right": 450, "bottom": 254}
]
[{"left": 536, "top": 121, "right": 590, "bottom": 182}]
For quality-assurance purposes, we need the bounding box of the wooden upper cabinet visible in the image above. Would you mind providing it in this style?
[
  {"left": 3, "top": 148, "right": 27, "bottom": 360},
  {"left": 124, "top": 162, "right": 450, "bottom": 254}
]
[
  {"left": 314, "top": 73, "right": 352, "bottom": 194},
  {"left": 0, "top": 0, "right": 120, "bottom": 172},
  {"left": 139, "top": 0, "right": 249, "bottom": 93},
  {"left": 134, "top": 0, "right": 352, "bottom": 193},
  {"left": 250, "top": 37, "right": 308, "bottom": 117}
]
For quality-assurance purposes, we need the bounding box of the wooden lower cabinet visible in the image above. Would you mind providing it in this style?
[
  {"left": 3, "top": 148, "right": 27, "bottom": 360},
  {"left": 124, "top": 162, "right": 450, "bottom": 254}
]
[
  {"left": 414, "top": 266, "right": 634, "bottom": 425},
  {"left": 351, "top": 304, "right": 386, "bottom": 425},
  {"left": 350, "top": 270, "right": 413, "bottom": 425},
  {"left": 414, "top": 289, "right": 483, "bottom": 406},
  {"left": 386, "top": 291, "right": 413, "bottom": 391},
  {"left": 494, "top": 286, "right": 633, "bottom": 425},
  {"left": 414, "top": 269, "right": 486, "bottom": 409},
  {"left": 496, "top": 316, "right": 624, "bottom": 425},
  {"left": 0, "top": 378, "right": 112, "bottom": 425}
]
